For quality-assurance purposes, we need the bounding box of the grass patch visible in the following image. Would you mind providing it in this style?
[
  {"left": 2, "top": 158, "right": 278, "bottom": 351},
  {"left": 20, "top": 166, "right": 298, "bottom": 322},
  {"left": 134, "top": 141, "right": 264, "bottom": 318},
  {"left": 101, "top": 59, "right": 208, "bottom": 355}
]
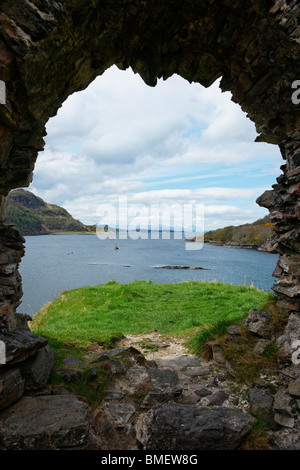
[
  {"left": 187, "top": 319, "right": 234, "bottom": 359},
  {"left": 189, "top": 327, "right": 281, "bottom": 383},
  {"left": 49, "top": 363, "right": 110, "bottom": 406},
  {"left": 30, "top": 280, "right": 271, "bottom": 360},
  {"left": 223, "top": 334, "right": 280, "bottom": 383},
  {"left": 187, "top": 292, "right": 283, "bottom": 384},
  {"left": 239, "top": 413, "right": 273, "bottom": 450}
]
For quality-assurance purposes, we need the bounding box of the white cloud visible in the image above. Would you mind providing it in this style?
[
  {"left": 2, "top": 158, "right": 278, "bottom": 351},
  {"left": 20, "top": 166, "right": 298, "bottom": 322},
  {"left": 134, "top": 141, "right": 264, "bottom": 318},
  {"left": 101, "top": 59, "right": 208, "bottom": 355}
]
[
  {"left": 29, "top": 65, "right": 282, "bottom": 231},
  {"left": 123, "top": 187, "right": 266, "bottom": 206}
]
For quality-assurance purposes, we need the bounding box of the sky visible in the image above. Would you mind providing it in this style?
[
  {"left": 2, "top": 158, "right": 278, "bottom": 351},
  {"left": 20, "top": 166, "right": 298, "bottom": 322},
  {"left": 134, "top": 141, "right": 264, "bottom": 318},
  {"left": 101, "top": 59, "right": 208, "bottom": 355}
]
[{"left": 28, "top": 65, "right": 282, "bottom": 233}]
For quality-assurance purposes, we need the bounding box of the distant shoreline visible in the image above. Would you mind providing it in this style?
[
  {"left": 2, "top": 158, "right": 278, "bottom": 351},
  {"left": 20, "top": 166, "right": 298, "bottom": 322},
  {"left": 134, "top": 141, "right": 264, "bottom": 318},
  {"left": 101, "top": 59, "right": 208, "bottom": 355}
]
[
  {"left": 23, "top": 231, "right": 269, "bottom": 253},
  {"left": 23, "top": 230, "right": 98, "bottom": 236},
  {"left": 185, "top": 237, "right": 268, "bottom": 252},
  {"left": 203, "top": 240, "right": 265, "bottom": 251}
]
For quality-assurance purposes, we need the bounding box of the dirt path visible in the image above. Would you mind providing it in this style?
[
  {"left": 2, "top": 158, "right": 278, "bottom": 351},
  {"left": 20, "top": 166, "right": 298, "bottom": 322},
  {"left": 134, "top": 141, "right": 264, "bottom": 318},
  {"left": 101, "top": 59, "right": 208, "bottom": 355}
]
[{"left": 118, "top": 331, "right": 190, "bottom": 363}]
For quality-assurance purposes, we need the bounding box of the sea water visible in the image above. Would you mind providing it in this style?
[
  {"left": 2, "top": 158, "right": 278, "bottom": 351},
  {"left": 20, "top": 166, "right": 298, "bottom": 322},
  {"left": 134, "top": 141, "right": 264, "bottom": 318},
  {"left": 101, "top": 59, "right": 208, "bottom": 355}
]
[{"left": 18, "top": 234, "right": 279, "bottom": 316}]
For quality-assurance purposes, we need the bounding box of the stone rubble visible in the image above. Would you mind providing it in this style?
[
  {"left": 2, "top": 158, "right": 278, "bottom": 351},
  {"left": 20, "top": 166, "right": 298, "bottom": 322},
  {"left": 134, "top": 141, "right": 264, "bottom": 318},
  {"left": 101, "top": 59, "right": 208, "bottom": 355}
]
[
  {"left": 0, "top": 395, "right": 90, "bottom": 450},
  {"left": 0, "top": 315, "right": 298, "bottom": 450}
]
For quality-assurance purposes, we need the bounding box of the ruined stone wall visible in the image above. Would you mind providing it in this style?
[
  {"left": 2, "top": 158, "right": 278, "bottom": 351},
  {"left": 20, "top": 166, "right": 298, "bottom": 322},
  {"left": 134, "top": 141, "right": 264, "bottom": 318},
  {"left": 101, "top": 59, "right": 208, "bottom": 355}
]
[{"left": 0, "top": 0, "right": 298, "bottom": 354}]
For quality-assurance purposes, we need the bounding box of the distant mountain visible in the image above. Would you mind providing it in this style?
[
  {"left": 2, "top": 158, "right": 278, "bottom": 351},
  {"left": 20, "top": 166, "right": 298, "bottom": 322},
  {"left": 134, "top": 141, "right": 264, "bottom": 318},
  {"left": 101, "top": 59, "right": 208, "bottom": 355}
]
[
  {"left": 5, "top": 189, "right": 87, "bottom": 235},
  {"left": 203, "top": 215, "right": 273, "bottom": 251}
]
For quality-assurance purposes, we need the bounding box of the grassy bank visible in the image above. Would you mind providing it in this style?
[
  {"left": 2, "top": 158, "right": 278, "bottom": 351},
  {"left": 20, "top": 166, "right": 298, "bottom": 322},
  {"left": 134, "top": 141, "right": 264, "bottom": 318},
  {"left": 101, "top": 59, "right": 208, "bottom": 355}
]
[{"left": 30, "top": 280, "right": 273, "bottom": 361}]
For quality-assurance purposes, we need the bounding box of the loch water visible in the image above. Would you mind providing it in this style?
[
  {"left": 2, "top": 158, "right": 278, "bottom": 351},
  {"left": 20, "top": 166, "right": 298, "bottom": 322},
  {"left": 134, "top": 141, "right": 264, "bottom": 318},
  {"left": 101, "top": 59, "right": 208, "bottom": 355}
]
[{"left": 18, "top": 234, "right": 279, "bottom": 316}]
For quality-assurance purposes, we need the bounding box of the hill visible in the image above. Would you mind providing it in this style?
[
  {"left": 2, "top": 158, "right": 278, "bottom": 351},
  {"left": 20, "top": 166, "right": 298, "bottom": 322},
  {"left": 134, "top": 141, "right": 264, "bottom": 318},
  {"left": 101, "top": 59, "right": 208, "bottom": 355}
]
[
  {"left": 5, "top": 189, "right": 87, "bottom": 235},
  {"left": 203, "top": 215, "right": 273, "bottom": 251}
]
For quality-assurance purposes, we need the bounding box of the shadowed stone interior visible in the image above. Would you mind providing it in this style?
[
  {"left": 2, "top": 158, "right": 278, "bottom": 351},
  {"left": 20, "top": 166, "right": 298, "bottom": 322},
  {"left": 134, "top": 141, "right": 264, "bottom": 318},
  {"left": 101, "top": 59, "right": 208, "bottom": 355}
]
[{"left": 0, "top": 1, "right": 299, "bottom": 443}]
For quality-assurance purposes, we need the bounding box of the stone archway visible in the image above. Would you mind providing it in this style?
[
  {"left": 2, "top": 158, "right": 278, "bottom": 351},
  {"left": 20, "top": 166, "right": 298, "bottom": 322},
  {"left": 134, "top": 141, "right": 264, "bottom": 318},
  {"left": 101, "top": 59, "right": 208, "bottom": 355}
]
[{"left": 0, "top": 0, "right": 299, "bottom": 448}]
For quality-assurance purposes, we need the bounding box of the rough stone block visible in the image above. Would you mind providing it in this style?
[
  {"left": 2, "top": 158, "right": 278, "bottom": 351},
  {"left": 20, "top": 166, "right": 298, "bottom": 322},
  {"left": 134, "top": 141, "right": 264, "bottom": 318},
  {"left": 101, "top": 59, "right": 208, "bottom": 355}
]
[
  {"left": 244, "top": 309, "right": 272, "bottom": 338},
  {"left": 19, "top": 344, "right": 56, "bottom": 390},
  {"left": 277, "top": 313, "right": 300, "bottom": 359},
  {"left": 136, "top": 403, "right": 255, "bottom": 450},
  {"left": 248, "top": 382, "right": 274, "bottom": 424},
  {"left": 0, "top": 367, "right": 24, "bottom": 410},
  {"left": 0, "top": 328, "right": 48, "bottom": 365},
  {"left": 272, "top": 429, "right": 300, "bottom": 450},
  {"left": 0, "top": 395, "right": 90, "bottom": 450},
  {"left": 273, "top": 389, "right": 297, "bottom": 429},
  {"left": 288, "top": 381, "right": 300, "bottom": 398}
]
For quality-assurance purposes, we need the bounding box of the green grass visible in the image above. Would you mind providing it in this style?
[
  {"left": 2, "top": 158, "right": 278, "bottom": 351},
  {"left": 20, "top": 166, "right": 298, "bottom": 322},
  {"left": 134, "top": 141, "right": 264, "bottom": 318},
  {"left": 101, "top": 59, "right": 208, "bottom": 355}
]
[
  {"left": 187, "top": 293, "right": 282, "bottom": 384},
  {"left": 50, "top": 365, "right": 110, "bottom": 405},
  {"left": 30, "top": 280, "right": 272, "bottom": 357}
]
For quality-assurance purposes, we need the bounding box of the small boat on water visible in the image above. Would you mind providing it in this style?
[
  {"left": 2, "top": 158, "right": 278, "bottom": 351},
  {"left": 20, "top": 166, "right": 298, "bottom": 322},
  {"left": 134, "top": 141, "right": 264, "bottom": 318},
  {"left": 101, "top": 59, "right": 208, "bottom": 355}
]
[{"left": 114, "top": 245, "right": 119, "bottom": 250}]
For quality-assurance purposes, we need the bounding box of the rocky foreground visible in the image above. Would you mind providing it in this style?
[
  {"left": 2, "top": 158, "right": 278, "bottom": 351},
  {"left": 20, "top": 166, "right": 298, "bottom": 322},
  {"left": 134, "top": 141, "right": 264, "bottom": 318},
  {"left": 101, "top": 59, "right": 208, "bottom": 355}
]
[{"left": 0, "top": 311, "right": 300, "bottom": 450}]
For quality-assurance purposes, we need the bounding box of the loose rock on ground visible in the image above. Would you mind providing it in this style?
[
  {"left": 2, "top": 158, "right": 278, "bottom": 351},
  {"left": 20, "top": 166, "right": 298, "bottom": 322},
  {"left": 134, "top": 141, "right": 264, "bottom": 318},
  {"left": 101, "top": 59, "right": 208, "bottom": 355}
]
[{"left": 0, "top": 327, "right": 299, "bottom": 450}]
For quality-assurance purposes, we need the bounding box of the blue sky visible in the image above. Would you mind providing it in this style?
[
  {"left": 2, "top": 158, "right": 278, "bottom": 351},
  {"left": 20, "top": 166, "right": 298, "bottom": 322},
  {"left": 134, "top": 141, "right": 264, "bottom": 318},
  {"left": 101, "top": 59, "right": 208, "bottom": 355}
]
[{"left": 28, "top": 65, "right": 282, "bottom": 232}]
